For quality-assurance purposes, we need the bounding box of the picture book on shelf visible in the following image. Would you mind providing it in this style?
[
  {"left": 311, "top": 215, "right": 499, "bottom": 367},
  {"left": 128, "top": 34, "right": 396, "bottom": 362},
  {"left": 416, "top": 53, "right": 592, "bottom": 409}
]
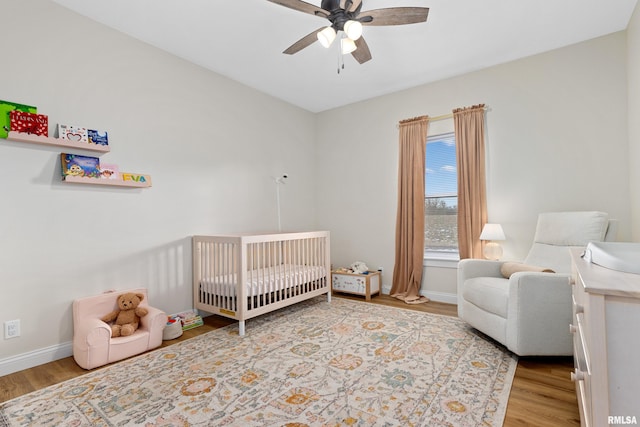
[
  {"left": 88, "top": 129, "right": 108, "bottom": 146},
  {"left": 99, "top": 163, "right": 119, "bottom": 180},
  {"left": 60, "top": 153, "right": 100, "bottom": 178},
  {"left": 10, "top": 110, "right": 48, "bottom": 137},
  {"left": 58, "top": 124, "right": 88, "bottom": 143},
  {"left": 0, "top": 100, "right": 37, "bottom": 139}
]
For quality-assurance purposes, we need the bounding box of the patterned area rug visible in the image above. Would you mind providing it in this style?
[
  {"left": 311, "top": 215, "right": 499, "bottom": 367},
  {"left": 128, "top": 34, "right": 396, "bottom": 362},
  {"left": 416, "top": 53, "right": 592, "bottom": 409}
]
[{"left": 0, "top": 296, "right": 517, "bottom": 426}]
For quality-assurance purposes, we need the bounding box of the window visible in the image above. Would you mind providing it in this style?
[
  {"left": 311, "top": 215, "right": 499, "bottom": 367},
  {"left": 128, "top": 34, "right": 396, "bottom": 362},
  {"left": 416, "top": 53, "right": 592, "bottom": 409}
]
[{"left": 425, "top": 132, "right": 458, "bottom": 257}]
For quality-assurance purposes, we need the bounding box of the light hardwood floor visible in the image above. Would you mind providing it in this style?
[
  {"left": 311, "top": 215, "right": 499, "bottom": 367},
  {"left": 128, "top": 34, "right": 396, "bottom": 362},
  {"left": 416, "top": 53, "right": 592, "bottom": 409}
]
[{"left": 0, "top": 294, "right": 580, "bottom": 426}]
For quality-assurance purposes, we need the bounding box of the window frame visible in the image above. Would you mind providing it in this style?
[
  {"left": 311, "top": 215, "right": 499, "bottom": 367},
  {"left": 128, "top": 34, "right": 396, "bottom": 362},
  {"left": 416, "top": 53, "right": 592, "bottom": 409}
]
[{"left": 424, "top": 131, "right": 459, "bottom": 265}]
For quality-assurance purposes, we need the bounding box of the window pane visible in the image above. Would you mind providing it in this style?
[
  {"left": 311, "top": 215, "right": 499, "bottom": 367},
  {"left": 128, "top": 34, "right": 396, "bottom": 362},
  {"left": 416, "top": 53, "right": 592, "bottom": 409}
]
[
  {"left": 425, "top": 197, "right": 458, "bottom": 253},
  {"left": 425, "top": 133, "right": 458, "bottom": 254}
]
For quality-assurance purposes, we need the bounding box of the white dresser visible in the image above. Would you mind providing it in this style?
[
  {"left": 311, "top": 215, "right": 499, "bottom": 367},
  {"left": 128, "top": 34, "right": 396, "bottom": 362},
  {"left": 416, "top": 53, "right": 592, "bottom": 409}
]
[{"left": 570, "top": 249, "right": 640, "bottom": 427}]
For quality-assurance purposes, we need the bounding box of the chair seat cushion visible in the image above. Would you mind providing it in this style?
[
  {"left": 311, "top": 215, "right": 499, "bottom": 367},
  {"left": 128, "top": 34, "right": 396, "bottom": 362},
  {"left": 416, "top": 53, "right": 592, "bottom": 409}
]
[
  {"left": 109, "top": 330, "right": 150, "bottom": 364},
  {"left": 462, "top": 277, "right": 509, "bottom": 318}
]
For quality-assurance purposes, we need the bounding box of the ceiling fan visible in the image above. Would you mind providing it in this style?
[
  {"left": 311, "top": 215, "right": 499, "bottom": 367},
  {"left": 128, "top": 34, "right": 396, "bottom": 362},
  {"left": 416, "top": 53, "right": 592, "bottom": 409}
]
[{"left": 267, "top": 0, "right": 429, "bottom": 64}]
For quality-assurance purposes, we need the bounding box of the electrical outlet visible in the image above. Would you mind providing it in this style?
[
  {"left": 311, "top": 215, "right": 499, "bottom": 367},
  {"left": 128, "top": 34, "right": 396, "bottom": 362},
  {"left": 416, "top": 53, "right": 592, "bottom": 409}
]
[{"left": 4, "top": 319, "right": 20, "bottom": 339}]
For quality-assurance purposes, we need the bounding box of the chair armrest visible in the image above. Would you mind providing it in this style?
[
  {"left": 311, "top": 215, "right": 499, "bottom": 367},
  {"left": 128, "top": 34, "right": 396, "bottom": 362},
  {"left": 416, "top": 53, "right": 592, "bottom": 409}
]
[
  {"left": 507, "top": 271, "right": 571, "bottom": 309},
  {"left": 457, "top": 259, "right": 506, "bottom": 316},
  {"left": 506, "top": 272, "right": 573, "bottom": 355},
  {"left": 74, "top": 317, "right": 112, "bottom": 347},
  {"left": 140, "top": 306, "right": 166, "bottom": 349},
  {"left": 458, "top": 259, "right": 504, "bottom": 282},
  {"left": 139, "top": 306, "right": 166, "bottom": 330},
  {"left": 73, "top": 317, "right": 112, "bottom": 369}
]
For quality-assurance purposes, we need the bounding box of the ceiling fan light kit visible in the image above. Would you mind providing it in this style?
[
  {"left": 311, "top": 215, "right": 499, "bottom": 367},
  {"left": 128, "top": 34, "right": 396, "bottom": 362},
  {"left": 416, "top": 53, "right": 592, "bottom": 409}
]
[
  {"left": 341, "top": 37, "right": 357, "bottom": 54},
  {"left": 317, "top": 26, "right": 337, "bottom": 47},
  {"left": 267, "top": 0, "right": 429, "bottom": 65},
  {"left": 343, "top": 20, "right": 363, "bottom": 40}
]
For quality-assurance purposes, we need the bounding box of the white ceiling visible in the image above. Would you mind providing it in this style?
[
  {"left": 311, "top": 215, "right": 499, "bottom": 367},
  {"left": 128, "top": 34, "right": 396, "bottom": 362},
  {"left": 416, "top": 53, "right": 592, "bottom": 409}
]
[{"left": 52, "top": 0, "right": 637, "bottom": 113}]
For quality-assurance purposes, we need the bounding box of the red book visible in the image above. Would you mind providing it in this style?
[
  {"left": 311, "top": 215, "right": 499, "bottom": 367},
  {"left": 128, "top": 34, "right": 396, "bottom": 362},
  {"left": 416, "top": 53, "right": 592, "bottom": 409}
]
[{"left": 10, "top": 110, "right": 48, "bottom": 136}]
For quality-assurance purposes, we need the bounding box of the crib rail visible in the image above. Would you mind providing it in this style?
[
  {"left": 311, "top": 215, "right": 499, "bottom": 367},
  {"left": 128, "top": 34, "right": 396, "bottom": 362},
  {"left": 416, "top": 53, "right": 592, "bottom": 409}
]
[{"left": 192, "top": 231, "right": 330, "bottom": 330}]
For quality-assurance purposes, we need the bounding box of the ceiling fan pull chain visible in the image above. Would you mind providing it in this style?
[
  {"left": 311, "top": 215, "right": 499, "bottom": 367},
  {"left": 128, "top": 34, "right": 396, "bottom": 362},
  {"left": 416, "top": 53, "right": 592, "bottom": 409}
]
[{"left": 337, "top": 36, "right": 348, "bottom": 74}]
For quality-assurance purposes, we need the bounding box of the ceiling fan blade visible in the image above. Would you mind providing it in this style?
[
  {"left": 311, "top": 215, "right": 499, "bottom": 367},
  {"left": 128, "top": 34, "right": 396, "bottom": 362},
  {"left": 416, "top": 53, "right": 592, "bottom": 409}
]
[
  {"left": 351, "top": 36, "right": 372, "bottom": 64},
  {"left": 267, "top": 0, "right": 328, "bottom": 17},
  {"left": 348, "top": 0, "right": 362, "bottom": 12},
  {"left": 283, "top": 27, "right": 324, "bottom": 55},
  {"left": 361, "top": 7, "right": 429, "bottom": 26},
  {"left": 343, "top": 0, "right": 362, "bottom": 12}
]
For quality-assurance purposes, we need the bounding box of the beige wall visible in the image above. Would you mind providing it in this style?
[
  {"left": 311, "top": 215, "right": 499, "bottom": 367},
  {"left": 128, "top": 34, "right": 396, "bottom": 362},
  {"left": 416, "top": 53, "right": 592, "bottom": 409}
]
[
  {"left": 0, "top": 1, "right": 317, "bottom": 366},
  {"left": 629, "top": 2, "right": 640, "bottom": 240},
  {"left": 316, "top": 32, "right": 631, "bottom": 300}
]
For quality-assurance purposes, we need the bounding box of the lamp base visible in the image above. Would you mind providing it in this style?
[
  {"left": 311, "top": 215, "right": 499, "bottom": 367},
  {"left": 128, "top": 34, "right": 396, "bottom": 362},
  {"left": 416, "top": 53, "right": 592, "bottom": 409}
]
[{"left": 483, "top": 242, "right": 503, "bottom": 260}]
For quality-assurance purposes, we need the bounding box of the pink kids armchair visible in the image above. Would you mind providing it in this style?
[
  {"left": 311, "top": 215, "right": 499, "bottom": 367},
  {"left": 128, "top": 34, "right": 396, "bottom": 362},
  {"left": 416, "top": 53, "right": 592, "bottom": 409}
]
[{"left": 72, "top": 288, "right": 166, "bottom": 369}]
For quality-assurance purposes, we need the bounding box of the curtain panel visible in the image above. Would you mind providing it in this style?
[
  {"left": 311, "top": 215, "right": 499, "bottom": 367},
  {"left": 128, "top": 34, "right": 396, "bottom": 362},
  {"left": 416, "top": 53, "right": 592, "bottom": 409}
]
[
  {"left": 454, "top": 104, "right": 488, "bottom": 260},
  {"left": 391, "top": 116, "right": 430, "bottom": 304}
]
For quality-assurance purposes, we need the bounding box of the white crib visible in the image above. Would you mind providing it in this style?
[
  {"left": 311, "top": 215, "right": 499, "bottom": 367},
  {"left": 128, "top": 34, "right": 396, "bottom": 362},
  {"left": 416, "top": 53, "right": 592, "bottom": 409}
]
[{"left": 192, "top": 231, "right": 331, "bottom": 335}]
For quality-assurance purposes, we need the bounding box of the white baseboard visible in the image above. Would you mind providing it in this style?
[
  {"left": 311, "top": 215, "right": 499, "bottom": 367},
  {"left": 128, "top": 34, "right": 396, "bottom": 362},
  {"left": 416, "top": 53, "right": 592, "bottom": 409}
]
[
  {"left": 0, "top": 342, "right": 73, "bottom": 377},
  {"left": 421, "top": 290, "right": 458, "bottom": 305},
  {"left": 381, "top": 286, "right": 457, "bottom": 305}
]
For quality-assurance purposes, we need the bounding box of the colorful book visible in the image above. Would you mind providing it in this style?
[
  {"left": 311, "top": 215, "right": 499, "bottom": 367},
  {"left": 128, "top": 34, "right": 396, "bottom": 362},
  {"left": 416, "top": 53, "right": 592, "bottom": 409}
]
[
  {"left": 9, "top": 110, "right": 48, "bottom": 137},
  {"left": 0, "top": 100, "right": 37, "bottom": 139},
  {"left": 99, "top": 163, "right": 119, "bottom": 180},
  {"left": 58, "top": 124, "right": 88, "bottom": 143},
  {"left": 173, "top": 309, "right": 204, "bottom": 331},
  {"left": 60, "top": 153, "right": 100, "bottom": 178},
  {"left": 88, "top": 129, "right": 108, "bottom": 146},
  {"left": 181, "top": 316, "right": 204, "bottom": 331}
]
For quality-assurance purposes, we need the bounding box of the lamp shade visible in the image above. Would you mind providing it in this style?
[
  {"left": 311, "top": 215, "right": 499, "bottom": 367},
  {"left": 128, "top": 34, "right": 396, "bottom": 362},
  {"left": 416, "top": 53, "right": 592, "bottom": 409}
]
[
  {"left": 341, "top": 37, "right": 357, "bottom": 54},
  {"left": 317, "top": 26, "right": 336, "bottom": 48},
  {"left": 343, "top": 20, "right": 363, "bottom": 40},
  {"left": 479, "top": 224, "right": 506, "bottom": 241}
]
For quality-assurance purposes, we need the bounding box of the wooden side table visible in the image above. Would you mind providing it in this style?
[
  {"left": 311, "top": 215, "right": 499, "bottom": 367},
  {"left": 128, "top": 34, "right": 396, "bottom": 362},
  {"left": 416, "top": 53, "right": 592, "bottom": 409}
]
[{"left": 331, "top": 270, "right": 381, "bottom": 301}]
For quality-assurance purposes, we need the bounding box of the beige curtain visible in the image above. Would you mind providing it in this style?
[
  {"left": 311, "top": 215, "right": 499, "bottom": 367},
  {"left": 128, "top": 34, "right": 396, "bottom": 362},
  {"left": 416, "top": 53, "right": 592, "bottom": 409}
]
[
  {"left": 391, "top": 115, "right": 430, "bottom": 304},
  {"left": 454, "top": 104, "right": 487, "bottom": 259}
]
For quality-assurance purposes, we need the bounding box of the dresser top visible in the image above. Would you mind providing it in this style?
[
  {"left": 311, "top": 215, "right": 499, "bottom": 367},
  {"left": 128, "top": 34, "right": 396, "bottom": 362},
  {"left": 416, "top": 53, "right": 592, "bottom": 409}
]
[{"left": 571, "top": 248, "right": 640, "bottom": 298}]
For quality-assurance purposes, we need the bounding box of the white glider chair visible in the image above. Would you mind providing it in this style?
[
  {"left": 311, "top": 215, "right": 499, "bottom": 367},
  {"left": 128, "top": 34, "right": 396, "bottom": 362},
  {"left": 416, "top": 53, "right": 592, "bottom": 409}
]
[{"left": 457, "top": 211, "right": 617, "bottom": 356}]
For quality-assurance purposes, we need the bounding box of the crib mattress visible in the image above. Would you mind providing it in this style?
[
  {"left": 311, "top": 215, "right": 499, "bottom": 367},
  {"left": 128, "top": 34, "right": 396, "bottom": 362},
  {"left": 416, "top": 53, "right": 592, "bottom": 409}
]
[{"left": 199, "top": 264, "right": 326, "bottom": 297}]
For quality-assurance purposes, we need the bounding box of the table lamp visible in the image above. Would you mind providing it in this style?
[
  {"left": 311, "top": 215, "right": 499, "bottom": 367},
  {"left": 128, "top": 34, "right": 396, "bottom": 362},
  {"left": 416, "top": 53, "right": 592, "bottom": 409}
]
[{"left": 479, "top": 223, "right": 506, "bottom": 260}]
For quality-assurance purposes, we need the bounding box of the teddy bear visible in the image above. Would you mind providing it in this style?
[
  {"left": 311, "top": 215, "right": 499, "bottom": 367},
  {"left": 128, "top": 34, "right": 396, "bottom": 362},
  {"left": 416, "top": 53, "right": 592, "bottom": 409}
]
[{"left": 101, "top": 292, "right": 149, "bottom": 337}]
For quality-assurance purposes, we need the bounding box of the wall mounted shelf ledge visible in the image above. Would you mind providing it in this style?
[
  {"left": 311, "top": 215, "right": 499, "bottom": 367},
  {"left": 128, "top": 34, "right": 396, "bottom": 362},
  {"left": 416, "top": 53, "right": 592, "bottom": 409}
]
[
  {"left": 6, "top": 131, "right": 110, "bottom": 153},
  {"left": 63, "top": 174, "right": 152, "bottom": 188}
]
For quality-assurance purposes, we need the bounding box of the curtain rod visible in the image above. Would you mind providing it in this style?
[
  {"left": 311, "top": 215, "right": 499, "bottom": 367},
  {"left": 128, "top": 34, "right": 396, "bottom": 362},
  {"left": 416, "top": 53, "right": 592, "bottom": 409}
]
[
  {"left": 429, "top": 112, "right": 453, "bottom": 122},
  {"left": 395, "top": 113, "right": 450, "bottom": 129},
  {"left": 397, "top": 105, "right": 489, "bottom": 128}
]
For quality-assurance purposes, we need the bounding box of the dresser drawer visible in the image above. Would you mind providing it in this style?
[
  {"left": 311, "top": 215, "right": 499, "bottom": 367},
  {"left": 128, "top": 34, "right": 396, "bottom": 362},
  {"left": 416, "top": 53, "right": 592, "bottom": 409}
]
[
  {"left": 573, "top": 313, "right": 590, "bottom": 373},
  {"left": 572, "top": 273, "right": 587, "bottom": 310},
  {"left": 572, "top": 313, "right": 592, "bottom": 427},
  {"left": 575, "top": 379, "right": 591, "bottom": 427}
]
